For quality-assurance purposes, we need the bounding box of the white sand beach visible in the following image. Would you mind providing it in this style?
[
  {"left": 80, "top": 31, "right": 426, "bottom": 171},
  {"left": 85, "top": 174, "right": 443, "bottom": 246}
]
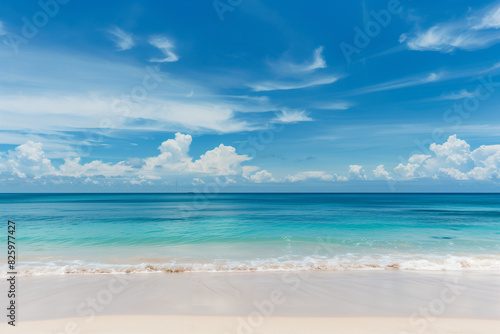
[
  {"left": 1, "top": 271, "right": 499, "bottom": 333},
  {"left": 3, "top": 315, "right": 500, "bottom": 334}
]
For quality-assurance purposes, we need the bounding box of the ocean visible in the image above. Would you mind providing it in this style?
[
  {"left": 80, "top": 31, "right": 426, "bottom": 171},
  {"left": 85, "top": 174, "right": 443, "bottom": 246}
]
[{"left": 1, "top": 193, "right": 499, "bottom": 275}]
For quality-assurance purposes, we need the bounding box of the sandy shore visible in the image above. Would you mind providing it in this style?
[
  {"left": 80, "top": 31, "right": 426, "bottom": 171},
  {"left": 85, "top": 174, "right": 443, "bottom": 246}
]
[
  {"left": 2, "top": 316, "right": 500, "bottom": 334},
  {"left": 1, "top": 271, "right": 499, "bottom": 333}
]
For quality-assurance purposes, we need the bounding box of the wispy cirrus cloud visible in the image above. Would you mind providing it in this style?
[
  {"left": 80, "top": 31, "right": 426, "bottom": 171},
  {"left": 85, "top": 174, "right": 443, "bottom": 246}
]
[
  {"left": 249, "top": 46, "right": 339, "bottom": 92},
  {"left": 107, "top": 27, "right": 135, "bottom": 51},
  {"left": 149, "top": 36, "right": 179, "bottom": 63},
  {"left": 270, "top": 46, "right": 327, "bottom": 74},
  {"left": 473, "top": 3, "right": 500, "bottom": 29},
  {"left": 343, "top": 72, "right": 440, "bottom": 96},
  {"left": 272, "top": 109, "right": 312, "bottom": 123},
  {"left": 249, "top": 75, "right": 338, "bottom": 92},
  {"left": 401, "top": 2, "right": 500, "bottom": 52},
  {"left": 0, "top": 47, "right": 277, "bottom": 141},
  {"left": 314, "top": 101, "right": 353, "bottom": 110}
]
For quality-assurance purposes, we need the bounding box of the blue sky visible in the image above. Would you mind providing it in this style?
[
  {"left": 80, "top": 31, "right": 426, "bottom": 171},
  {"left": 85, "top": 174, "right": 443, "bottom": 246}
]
[{"left": 1, "top": 0, "right": 500, "bottom": 192}]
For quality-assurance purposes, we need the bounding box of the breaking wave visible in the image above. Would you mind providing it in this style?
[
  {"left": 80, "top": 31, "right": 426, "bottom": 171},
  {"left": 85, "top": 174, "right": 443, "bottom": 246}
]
[{"left": 2, "top": 254, "right": 500, "bottom": 276}]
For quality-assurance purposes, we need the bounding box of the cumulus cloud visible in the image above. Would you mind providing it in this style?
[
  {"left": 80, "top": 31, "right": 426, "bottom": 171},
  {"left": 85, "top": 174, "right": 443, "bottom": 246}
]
[
  {"left": 192, "top": 177, "right": 205, "bottom": 185},
  {"left": 403, "top": 3, "right": 500, "bottom": 52},
  {"left": 348, "top": 165, "right": 366, "bottom": 180},
  {"left": 149, "top": 36, "right": 179, "bottom": 63},
  {"left": 250, "top": 170, "right": 277, "bottom": 183},
  {"left": 143, "top": 133, "right": 192, "bottom": 171},
  {"left": 2, "top": 134, "right": 499, "bottom": 187},
  {"left": 57, "top": 158, "right": 134, "bottom": 178},
  {"left": 191, "top": 144, "right": 251, "bottom": 175},
  {"left": 141, "top": 133, "right": 251, "bottom": 177},
  {"left": 1, "top": 141, "right": 55, "bottom": 178},
  {"left": 272, "top": 109, "right": 312, "bottom": 123},
  {"left": 242, "top": 166, "right": 260, "bottom": 179},
  {"left": 107, "top": 27, "right": 135, "bottom": 51},
  {"left": 394, "top": 162, "right": 422, "bottom": 180},
  {"left": 0, "top": 133, "right": 252, "bottom": 183},
  {"left": 408, "top": 154, "right": 431, "bottom": 164},
  {"left": 394, "top": 135, "right": 500, "bottom": 181},
  {"left": 373, "top": 165, "right": 393, "bottom": 180}
]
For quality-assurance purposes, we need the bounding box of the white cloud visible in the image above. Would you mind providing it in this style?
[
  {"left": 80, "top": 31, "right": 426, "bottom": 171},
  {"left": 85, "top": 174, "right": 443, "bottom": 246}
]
[
  {"left": 1, "top": 141, "right": 55, "bottom": 179},
  {"left": 271, "top": 46, "right": 327, "bottom": 74},
  {"left": 403, "top": 3, "right": 500, "bottom": 52},
  {"left": 373, "top": 165, "right": 393, "bottom": 180},
  {"left": 439, "top": 89, "right": 475, "bottom": 100},
  {"left": 249, "top": 76, "right": 338, "bottom": 92},
  {"left": 250, "top": 170, "right": 277, "bottom": 183},
  {"left": 285, "top": 171, "right": 336, "bottom": 182},
  {"left": 429, "top": 135, "right": 471, "bottom": 165},
  {"left": 141, "top": 133, "right": 251, "bottom": 177},
  {"left": 474, "top": 4, "right": 500, "bottom": 29},
  {"left": 192, "top": 177, "right": 205, "bottom": 185},
  {"left": 0, "top": 94, "right": 255, "bottom": 136},
  {"left": 107, "top": 27, "right": 135, "bottom": 51},
  {"left": 0, "top": 44, "right": 283, "bottom": 139},
  {"left": 394, "top": 162, "right": 421, "bottom": 180},
  {"left": 348, "top": 164, "right": 366, "bottom": 180},
  {"left": 393, "top": 135, "right": 500, "bottom": 181},
  {"left": 314, "top": 101, "right": 353, "bottom": 110},
  {"left": 57, "top": 158, "right": 133, "bottom": 178},
  {"left": 242, "top": 166, "right": 260, "bottom": 179},
  {"left": 191, "top": 144, "right": 251, "bottom": 175},
  {"left": 300, "top": 46, "right": 327, "bottom": 72},
  {"left": 149, "top": 36, "right": 179, "bottom": 63},
  {"left": 272, "top": 109, "right": 312, "bottom": 123},
  {"left": 3, "top": 134, "right": 499, "bottom": 186},
  {"left": 408, "top": 154, "right": 431, "bottom": 164},
  {"left": 345, "top": 72, "right": 444, "bottom": 96},
  {"left": 0, "top": 133, "right": 252, "bottom": 182},
  {"left": 84, "top": 177, "right": 100, "bottom": 185},
  {"left": 143, "top": 133, "right": 192, "bottom": 171}
]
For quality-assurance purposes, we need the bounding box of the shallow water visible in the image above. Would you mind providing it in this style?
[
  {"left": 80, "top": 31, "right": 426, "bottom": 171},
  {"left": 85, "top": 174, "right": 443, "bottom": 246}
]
[{"left": 1, "top": 193, "right": 499, "bottom": 275}]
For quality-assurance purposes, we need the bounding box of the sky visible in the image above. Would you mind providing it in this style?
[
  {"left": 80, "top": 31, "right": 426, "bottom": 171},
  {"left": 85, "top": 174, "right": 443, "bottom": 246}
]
[{"left": 1, "top": 0, "right": 500, "bottom": 192}]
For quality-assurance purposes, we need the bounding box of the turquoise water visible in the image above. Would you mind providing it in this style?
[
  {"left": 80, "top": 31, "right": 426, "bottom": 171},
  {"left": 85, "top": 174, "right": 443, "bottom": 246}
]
[{"left": 1, "top": 193, "right": 500, "bottom": 275}]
